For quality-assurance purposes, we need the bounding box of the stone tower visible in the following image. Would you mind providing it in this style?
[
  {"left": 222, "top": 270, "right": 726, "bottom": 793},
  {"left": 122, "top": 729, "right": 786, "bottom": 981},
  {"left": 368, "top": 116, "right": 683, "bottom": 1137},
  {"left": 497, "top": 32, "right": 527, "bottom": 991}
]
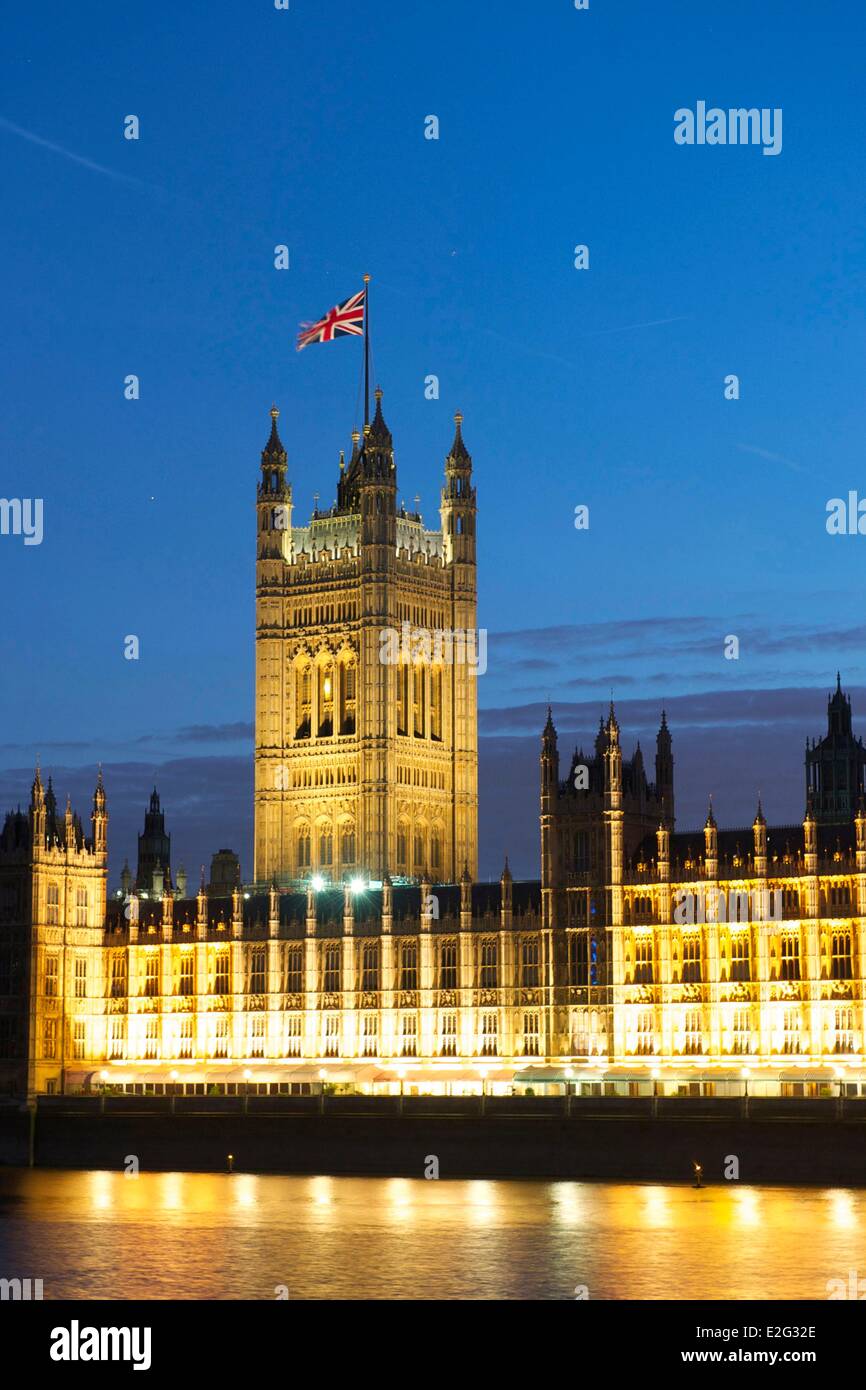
[
  {"left": 135, "top": 788, "right": 171, "bottom": 894},
  {"left": 254, "top": 395, "right": 479, "bottom": 886},
  {"left": 805, "top": 673, "right": 866, "bottom": 824}
]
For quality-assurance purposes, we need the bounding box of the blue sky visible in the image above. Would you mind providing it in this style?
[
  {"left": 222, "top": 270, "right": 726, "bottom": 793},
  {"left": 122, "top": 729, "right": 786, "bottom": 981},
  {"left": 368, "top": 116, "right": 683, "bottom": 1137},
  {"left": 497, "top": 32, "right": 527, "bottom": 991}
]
[{"left": 2, "top": 0, "right": 866, "bottom": 879}]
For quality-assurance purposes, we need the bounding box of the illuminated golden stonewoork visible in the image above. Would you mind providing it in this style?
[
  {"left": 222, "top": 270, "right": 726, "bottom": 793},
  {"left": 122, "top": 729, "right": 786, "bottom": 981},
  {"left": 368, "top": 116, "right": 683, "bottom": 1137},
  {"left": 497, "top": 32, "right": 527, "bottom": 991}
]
[{"left": 1, "top": 404, "right": 865, "bottom": 1099}]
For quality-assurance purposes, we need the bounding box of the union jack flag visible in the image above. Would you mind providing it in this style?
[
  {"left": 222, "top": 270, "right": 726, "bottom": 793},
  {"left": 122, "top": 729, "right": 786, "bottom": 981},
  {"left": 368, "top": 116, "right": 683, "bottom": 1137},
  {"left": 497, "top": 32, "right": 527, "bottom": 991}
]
[{"left": 296, "top": 288, "right": 366, "bottom": 351}]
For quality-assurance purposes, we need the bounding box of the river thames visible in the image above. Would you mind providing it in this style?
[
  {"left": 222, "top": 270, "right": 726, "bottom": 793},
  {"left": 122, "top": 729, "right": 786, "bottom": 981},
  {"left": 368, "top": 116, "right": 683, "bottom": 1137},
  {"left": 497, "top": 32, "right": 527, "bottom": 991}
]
[{"left": 0, "top": 1171, "right": 862, "bottom": 1299}]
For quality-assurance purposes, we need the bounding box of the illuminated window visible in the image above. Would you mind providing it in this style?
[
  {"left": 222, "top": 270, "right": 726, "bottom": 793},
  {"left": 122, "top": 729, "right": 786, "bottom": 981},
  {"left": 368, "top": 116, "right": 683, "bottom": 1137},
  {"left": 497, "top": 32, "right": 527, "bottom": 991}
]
[
  {"left": 144, "top": 1018, "right": 159, "bottom": 1060},
  {"left": 323, "top": 944, "right": 341, "bottom": 992},
  {"left": 480, "top": 1012, "right": 498, "bottom": 1056},
  {"left": 430, "top": 825, "right": 442, "bottom": 873},
  {"left": 430, "top": 667, "right": 442, "bottom": 741},
  {"left": 568, "top": 933, "right": 588, "bottom": 986},
  {"left": 440, "top": 1012, "right": 457, "bottom": 1056},
  {"left": 400, "top": 941, "right": 417, "bottom": 991},
  {"left": 681, "top": 937, "right": 702, "bottom": 984},
  {"left": 520, "top": 939, "right": 539, "bottom": 987},
  {"left": 285, "top": 1015, "right": 302, "bottom": 1057},
  {"left": 143, "top": 953, "right": 159, "bottom": 998},
  {"left": 285, "top": 946, "right": 303, "bottom": 993},
  {"left": 522, "top": 1012, "right": 540, "bottom": 1056},
  {"left": 212, "top": 1017, "right": 229, "bottom": 1059},
  {"left": 782, "top": 1009, "right": 801, "bottom": 1053},
  {"left": 323, "top": 1014, "right": 340, "bottom": 1057},
  {"left": 46, "top": 883, "right": 59, "bottom": 925},
  {"left": 249, "top": 947, "right": 266, "bottom": 995},
  {"left": 361, "top": 942, "right": 379, "bottom": 991},
  {"left": 109, "top": 1018, "right": 126, "bottom": 1060},
  {"left": 439, "top": 941, "right": 457, "bottom": 990},
  {"left": 730, "top": 933, "right": 751, "bottom": 982},
  {"left": 413, "top": 826, "right": 426, "bottom": 872},
  {"left": 400, "top": 1014, "right": 417, "bottom": 1057},
  {"left": 214, "top": 950, "right": 230, "bottom": 995},
  {"left": 832, "top": 933, "right": 853, "bottom": 980},
  {"left": 413, "top": 664, "right": 425, "bottom": 736},
  {"left": 834, "top": 1007, "right": 855, "bottom": 1054},
  {"left": 249, "top": 1016, "right": 266, "bottom": 1059},
  {"left": 396, "top": 662, "right": 409, "bottom": 736},
  {"left": 361, "top": 1014, "right": 378, "bottom": 1057},
  {"left": 44, "top": 953, "right": 59, "bottom": 998},
  {"left": 341, "top": 823, "right": 356, "bottom": 866},
  {"left": 74, "top": 956, "right": 87, "bottom": 999},
  {"left": 296, "top": 665, "right": 311, "bottom": 739},
  {"left": 297, "top": 823, "right": 311, "bottom": 870},
  {"left": 480, "top": 939, "right": 498, "bottom": 988},
  {"left": 318, "top": 822, "right": 333, "bottom": 868},
  {"left": 179, "top": 952, "right": 194, "bottom": 996},
  {"left": 731, "top": 1008, "right": 751, "bottom": 1054},
  {"left": 340, "top": 661, "right": 356, "bottom": 735},
  {"left": 634, "top": 937, "right": 654, "bottom": 984},
  {"left": 73, "top": 1020, "right": 86, "bottom": 1060},
  {"left": 178, "top": 1017, "right": 194, "bottom": 1060},
  {"left": 780, "top": 936, "right": 801, "bottom": 981},
  {"left": 75, "top": 887, "right": 88, "bottom": 927},
  {"left": 682, "top": 1010, "right": 703, "bottom": 1055},
  {"left": 396, "top": 822, "right": 408, "bottom": 872},
  {"left": 43, "top": 1018, "right": 57, "bottom": 1060},
  {"left": 318, "top": 663, "right": 334, "bottom": 737},
  {"left": 636, "top": 1010, "right": 655, "bottom": 1055},
  {"left": 110, "top": 952, "right": 127, "bottom": 998}
]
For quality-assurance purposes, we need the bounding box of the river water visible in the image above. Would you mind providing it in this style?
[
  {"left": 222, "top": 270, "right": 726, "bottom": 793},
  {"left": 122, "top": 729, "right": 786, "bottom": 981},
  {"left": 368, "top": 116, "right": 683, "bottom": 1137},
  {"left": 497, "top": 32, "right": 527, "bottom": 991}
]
[{"left": 0, "top": 1170, "right": 861, "bottom": 1299}]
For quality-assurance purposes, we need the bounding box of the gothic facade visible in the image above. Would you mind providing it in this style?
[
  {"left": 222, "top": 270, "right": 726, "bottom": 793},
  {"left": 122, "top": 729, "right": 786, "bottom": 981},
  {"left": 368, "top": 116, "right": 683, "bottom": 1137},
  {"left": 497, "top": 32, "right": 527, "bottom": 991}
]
[
  {"left": 253, "top": 394, "right": 478, "bottom": 887},
  {"left": 1, "top": 400, "right": 865, "bottom": 1098}
]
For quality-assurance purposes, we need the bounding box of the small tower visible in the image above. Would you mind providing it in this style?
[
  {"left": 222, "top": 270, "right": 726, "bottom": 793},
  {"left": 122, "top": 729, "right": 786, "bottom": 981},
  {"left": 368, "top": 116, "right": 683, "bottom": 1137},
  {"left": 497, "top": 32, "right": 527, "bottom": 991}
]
[
  {"left": 540, "top": 708, "right": 559, "bottom": 902},
  {"left": 704, "top": 801, "right": 718, "bottom": 879},
  {"left": 257, "top": 405, "right": 292, "bottom": 562},
  {"left": 440, "top": 411, "right": 477, "bottom": 567},
  {"left": 359, "top": 388, "right": 397, "bottom": 554},
  {"left": 655, "top": 710, "right": 674, "bottom": 823},
  {"left": 500, "top": 856, "right": 513, "bottom": 930},
  {"left": 602, "top": 704, "right": 624, "bottom": 928},
  {"left": 136, "top": 789, "right": 171, "bottom": 895},
  {"left": 91, "top": 768, "right": 107, "bottom": 859},
  {"left": 752, "top": 798, "right": 767, "bottom": 877},
  {"left": 30, "top": 765, "right": 46, "bottom": 848}
]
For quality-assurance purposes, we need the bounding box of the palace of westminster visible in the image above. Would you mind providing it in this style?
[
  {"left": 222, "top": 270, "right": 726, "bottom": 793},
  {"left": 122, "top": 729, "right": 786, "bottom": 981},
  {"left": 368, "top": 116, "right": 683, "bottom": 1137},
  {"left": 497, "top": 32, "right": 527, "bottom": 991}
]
[{"left": 2, "top": 394, "right": 866, "bottom": 1099}]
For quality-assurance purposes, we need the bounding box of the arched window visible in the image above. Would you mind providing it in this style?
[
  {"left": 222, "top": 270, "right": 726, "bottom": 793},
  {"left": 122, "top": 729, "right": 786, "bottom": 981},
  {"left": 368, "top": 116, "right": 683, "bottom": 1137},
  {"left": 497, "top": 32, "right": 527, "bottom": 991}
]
[
  {"left": 396, "top": 661, "right": 409, "bottom": 735},
  {"left": 400, "top": 941, "right": 417, "bottom": 990},
  {"left": 341, "top": 822, "right": 356, "bottom": 866},
  {"left": 413, "top": 825, "right": 426, "bottom": 872},
  {"left": 318, "top": 662, "right": 334, "bottom": 737},
  {"left": 430, "top": 667, "right": 442, "bottom": 741},
  {"left": 413, "top": 664, "right": 425, "bottom": 737},
  {"left": 340, "top": 659, "right": 356, "bottom": 734},
  {"left": 296, "top": 665, "right": 311, "bottom": 738},
  {"left": 396, "top": 822, "right": 408, "bottom": 872},
  {"left": 431, "top": 825, "right": 442, "bottom": 873},
  {"left": 318, "top": 822, "right": 333, "bottom": 867},
  {"left": 296, "top": 824, "right": 311, "bottom": 870}
]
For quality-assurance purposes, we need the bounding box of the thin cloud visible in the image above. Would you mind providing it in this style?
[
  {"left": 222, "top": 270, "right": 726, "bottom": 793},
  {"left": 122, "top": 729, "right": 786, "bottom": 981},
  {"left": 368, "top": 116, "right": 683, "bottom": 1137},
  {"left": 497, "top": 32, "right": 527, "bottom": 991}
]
[
  {"left": 0, "top": 114, "right": 158, "bottom": 190},
  {"left": 736, "top": 443, "right": 806, "bottom": 476},
  {"left": 586, "top": 315, "right": 691, "bottom": 336}
]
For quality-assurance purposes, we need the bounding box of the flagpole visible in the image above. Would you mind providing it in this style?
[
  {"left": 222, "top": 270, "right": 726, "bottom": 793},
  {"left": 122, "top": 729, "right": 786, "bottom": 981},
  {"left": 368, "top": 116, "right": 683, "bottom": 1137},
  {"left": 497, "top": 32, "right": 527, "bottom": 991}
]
[{"left": 363, "top": 273, "right": 371, "bottom": 428}]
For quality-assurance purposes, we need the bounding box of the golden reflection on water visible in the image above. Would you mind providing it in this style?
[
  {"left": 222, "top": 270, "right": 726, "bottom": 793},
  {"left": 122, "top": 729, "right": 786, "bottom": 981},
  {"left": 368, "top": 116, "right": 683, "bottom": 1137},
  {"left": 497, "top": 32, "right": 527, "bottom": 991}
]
[{"left": 0, "top": 1170, "right": 863, "bottom": 1300}]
